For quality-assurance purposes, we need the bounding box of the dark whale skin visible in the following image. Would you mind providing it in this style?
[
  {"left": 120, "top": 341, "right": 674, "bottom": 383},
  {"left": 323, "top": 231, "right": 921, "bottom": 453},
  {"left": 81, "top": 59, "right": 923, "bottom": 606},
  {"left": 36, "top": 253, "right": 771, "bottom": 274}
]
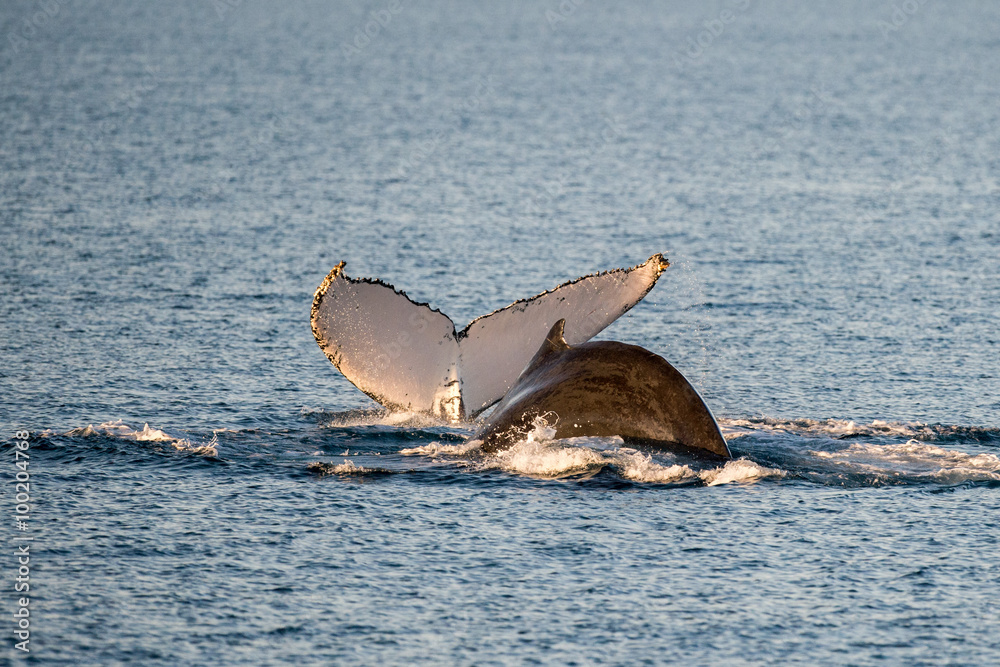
[{"left": 474, "top": 320, "right": 731, "bottom": 459}]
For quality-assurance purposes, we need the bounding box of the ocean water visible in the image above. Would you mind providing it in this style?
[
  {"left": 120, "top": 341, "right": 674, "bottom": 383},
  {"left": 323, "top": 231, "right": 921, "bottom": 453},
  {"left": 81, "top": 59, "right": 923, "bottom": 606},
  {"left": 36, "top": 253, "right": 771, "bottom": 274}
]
[{"left": 2, "top": 0, "right": 999, "bottom": 664}]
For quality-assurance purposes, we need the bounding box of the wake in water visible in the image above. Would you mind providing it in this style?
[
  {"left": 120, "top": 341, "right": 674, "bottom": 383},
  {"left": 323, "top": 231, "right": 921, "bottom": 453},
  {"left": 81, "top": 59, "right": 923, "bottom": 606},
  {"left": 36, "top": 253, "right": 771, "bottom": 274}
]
[
  {"left": 812, "top": 441, "right": 1000, "bottom": 485},
  {"left": 719, "top": 417, "right": 1000, "bottom": 487},
  {"left": 45, "top": 420, "right": 220, "bottom": 456},
  {"left": 31, "top": 413, "right": 1000, "bottom": 489},
  {"left": 369, "top": 413, "right": 999, "bottom": 488},
  {"left": 722, "top": 416, "right": 1000, "bottom": 442},
  {"left": 400, "top": 418, "right": 779, "bottom": 485}
]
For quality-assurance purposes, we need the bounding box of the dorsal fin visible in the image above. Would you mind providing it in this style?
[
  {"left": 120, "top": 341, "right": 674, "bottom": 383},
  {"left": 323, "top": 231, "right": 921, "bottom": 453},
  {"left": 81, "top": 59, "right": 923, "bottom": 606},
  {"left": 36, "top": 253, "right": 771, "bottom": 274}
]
[
  {"left": 542, "top": 318, "right": 570, "bottom": 354},
  {"left": 517, "top": 318, "right": 571, "bottom": 379}
]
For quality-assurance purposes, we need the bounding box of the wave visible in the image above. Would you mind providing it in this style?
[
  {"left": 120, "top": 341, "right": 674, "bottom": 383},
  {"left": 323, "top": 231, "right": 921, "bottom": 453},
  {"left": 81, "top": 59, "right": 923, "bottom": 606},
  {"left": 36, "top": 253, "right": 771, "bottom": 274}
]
[
  {"left": 301, "top": 407, "right": 455, "bottom": 429},
  {"left": 721, "top": 416, "right": 1000, "bottom": 443},
  {"left": 400, "top": 440, "right": 481, "bottom": 456},
  {"left": 700, "top": 459, "right": 784, "bottom": 486},
  {"left": 49, "top": 420, "right": 219, "bottom": 456},
  {"left": 484, "top": 439, "right": 783, "bottom": 485},
  {"left": 390, "top": 415, "right": 1000, "bottom": 487},
  {"left": 302, "top": 407, "right": 470, "bottom": 444},
  {"left": 811, "top": 440, "right": 1000, "bottom": 484},
  {"left": 306, "top": 460, "right": 397, "bottom": 477},
  {"left": 401, "top": 420, "right": 783, "bottom": 485},
  {"left": 41, "top": 414, "right": 1000, "bottom": 488}
]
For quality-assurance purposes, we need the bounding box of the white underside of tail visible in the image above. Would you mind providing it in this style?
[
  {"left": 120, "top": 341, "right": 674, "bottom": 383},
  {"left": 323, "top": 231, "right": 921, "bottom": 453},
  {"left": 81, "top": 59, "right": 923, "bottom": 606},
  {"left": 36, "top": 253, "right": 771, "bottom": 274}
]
[{"left": 311, "top": 255, "right": 669, "bottom": 421}]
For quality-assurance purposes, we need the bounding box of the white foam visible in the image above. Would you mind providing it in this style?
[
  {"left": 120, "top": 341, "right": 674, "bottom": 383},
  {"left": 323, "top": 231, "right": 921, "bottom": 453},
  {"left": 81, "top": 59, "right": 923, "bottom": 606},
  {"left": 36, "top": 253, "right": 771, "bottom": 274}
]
[
  {"left": 310, "top": 408, "right": 456, "bottom": 430},
  {"left": 721, "top": 416, "right": 943, "bottom": 439},
  {"left": 329, "top": 459, "right": 366, "bottom": 474},
  {"left": 493, "top": 438, "right": 608, "bottom": 478},
  {"left": 700, "top": 459, "right": 784, "bottom": 486},
  {"left": 189, "top": 433, "right": 219, "bottom": 457},
  {"left": 400, "top": 440, "right": 481, "bottom": 456},
  {"left": 59, "top": 419, "right": 217, "bottom": 456},
  {"left": 307, "top": 459, "right": 369, "bottom": 475},
  {"left": 134, "top": 423, "right": 175, "bottom": 442},
  {"left": 430, "top": 417, "right": 784, "bottom": 485},
  {"left": 614, "top": 450, "right": 697, "bottom": 484},
  {"left": 812, "top": 440, "right": 1000, "bottom": 483},
  {"left": 479, "top": 417, "right": 604, "bottom": 478}
]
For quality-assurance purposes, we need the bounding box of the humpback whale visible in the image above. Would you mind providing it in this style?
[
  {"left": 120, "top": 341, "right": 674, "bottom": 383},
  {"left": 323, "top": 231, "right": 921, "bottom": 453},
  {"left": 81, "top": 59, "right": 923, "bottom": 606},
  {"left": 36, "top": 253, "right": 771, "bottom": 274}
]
[
  {"left": 473, "top": 319, "right": 731, "bottom": 459},
  {"left": 311, "top": 254, "right": 670, "bottom": 421}
]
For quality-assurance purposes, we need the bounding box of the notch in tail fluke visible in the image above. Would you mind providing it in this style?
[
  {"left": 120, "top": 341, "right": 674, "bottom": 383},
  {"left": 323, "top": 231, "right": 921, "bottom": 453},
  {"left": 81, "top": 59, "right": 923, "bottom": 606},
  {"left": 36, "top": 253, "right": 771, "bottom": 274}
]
[{"left": 310, "top": 254, "right": 669, "bottom": 422}]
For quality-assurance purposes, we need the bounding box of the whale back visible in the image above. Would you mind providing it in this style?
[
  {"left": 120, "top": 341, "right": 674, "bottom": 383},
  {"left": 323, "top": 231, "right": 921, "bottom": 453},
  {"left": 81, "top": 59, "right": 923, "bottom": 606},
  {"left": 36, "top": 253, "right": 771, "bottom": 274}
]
[{"left": 475, "top": 319, "right": 731, "bottom": 458}]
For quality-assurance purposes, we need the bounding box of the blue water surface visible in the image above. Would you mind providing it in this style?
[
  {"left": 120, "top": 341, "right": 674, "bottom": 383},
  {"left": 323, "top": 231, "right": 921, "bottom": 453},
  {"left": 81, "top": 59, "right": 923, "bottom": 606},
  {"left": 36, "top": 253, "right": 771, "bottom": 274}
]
[{"left": 2, "top": 1, "right": 999, "bottom": 664}]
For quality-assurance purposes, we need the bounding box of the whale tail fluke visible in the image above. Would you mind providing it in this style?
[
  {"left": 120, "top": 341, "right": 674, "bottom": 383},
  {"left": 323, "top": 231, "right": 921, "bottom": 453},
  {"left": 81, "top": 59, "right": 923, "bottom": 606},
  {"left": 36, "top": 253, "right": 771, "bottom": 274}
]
[
  {"left": 310, "top": 262, "right": 463, "bottom": 420},
  {"left": 311, "top": 255, "right": 669, "bottom": 421}
]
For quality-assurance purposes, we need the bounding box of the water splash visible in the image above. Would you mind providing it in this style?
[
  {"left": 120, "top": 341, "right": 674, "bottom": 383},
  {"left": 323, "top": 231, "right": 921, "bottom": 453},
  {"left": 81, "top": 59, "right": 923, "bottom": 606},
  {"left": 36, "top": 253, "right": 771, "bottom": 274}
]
[
  {"left": 399, "top": 417, "right": 786, "bottom": 485},
  {"left": 700, "top": 459, "right": 784, "bottom": 486},
  {"left": 52, "top": 419, "right": 218, "bottom": 456},
  {"left": 400, "top": 440, "right": 481, "bottom": 456},
  {"left": 308, "top": 459, "right": 369, "bottom": 475},
  {"left": 811, "top": 440, "right": 1000, "bottom": 484},
  {"left": 721, "top": 416, "right": 1000, "bottom": 443},
  {"left": 303, "top": 407, "right": 455, "bottom": 430}
]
